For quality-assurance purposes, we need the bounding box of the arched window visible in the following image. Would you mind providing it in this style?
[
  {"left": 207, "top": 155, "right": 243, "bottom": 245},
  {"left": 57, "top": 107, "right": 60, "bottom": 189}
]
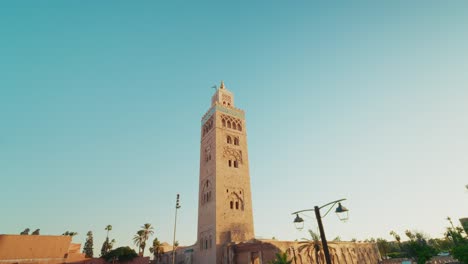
[
  {"left": 222, "top": 119, "right": 226, "bottom": 127},
  {"left": 234, "top": 160, "right": 238, "bottom": 168},
  {"left": 205, "top": 239, "right": 208, "bottom": 249},
  {"left": 227, "top": 136, "right": 232, "bottom": 144},
  {"left": 232, "top": 123, "right": 237, "bottom": 130},
  {"left": 235, "top": 201, "right": 239, "bottom": 210},
  {"left": 230, "top": 201, "right": 233, "bottom": 209},
  {"left": 228, "top": 160, "right": 232, "bottom": 167},
  {"left": 223, "top": 101, "right": 226, "bottom": 105},
  {"left": 234, "top": 138, "right": 239, "bottom": 145},
  {"left": 238, "top": 124, "right": 242, "bottom": 131},
  {"left": 227, "top": 121, "right": 231, "bottom": 128}
]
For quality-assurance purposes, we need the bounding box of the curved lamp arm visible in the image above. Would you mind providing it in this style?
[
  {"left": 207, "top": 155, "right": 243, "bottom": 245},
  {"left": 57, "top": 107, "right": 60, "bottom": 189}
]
[{"left": 291, "top": 198, "right": 347, "bottom": 218}]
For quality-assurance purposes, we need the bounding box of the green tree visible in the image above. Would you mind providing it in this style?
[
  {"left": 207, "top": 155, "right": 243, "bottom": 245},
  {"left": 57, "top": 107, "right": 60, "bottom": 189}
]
[
  {"left": 376, "top": 238, "right": 390, "bottom": 259},
  {"left": 83, "top": 231, "right": 94, "bottom": 258},
  {"left": 298, "top": 229, "right": 321, "bottom": 264},
  {"left": 446, "top": 217, "right": 468, "bottom": 264},
  {"left": 105, "top": 225, "right": 112, "bottom": 240},
  {"left": 402, "top": 230, "right": 437, "bottom": 264},
  {"left": 139, "top": 223, "right": 154, "bottom": 256},
  {"left": 389, "top": 231, "right": 401, "bottom": 247},
  {"left": 149, "top": 237, "right": 164, "bottom": 263},
  {"left": 268, "top": 252, "right": 292, "bottom": 264},
  {"left": 133, "top": 230, "right": 146, "bottom": 256},
  {"left": 101, "top": 238, "right": 115, "bottom": 256},
  {"left": 62, "top": 231, "right": 78, "bottom": 237},
  {"left": 102, "top": 247, "right": 138, "bottom": 262},
  {"left": 101, "top": 225, "right": 114, "bottom": 256},
  {"left": 451, "top": 243, "right": 468, "bottom": 264}
]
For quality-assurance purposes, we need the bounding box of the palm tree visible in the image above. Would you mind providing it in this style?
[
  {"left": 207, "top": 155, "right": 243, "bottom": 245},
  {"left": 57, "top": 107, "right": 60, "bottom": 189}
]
[
  {"left": 133, "top": 230, "right": 146, "bottom": 256},
  {"left": 105, "top": 225, "right": 112, "bottom": 240},
  {"left": 149, "top": 238, "right": 164, "bottom": 263},
  {"left": 298, "top": 229, "right": 322, "bottom": 264},
  {"left": 139, "top": 223, "right": 154, "bottom": 255},
  {"left": 268, "top": 252, "right": 292, "bottom": 264},
  {"left": 285, "top": 247, "right": 298, "bottom": 264}
]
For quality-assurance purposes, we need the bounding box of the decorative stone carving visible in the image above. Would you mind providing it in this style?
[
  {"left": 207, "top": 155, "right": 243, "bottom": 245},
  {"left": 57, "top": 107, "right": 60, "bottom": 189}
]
[{"left": 222, "top": 146, "right": 243, "bottom": 164}]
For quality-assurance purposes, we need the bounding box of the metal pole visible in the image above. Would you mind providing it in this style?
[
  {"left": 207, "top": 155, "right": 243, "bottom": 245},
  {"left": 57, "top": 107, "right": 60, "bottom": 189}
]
[
  {"left": 172, "top": 194, "right": 180, "bottom": 264},
  {"left": 315, "top": 206, "right": 332, "bottom": 264}
]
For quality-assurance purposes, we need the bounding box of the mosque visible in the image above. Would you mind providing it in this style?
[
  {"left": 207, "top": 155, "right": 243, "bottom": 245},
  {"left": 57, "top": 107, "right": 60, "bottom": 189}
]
[{"left": 161, "top": 82, "right": 381, "bottom": 264}]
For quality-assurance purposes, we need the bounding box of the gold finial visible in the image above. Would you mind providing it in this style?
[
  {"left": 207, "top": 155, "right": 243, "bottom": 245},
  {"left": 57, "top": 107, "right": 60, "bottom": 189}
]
[{"left": 220, "top": 80, "right": 225, "bottom": 89}]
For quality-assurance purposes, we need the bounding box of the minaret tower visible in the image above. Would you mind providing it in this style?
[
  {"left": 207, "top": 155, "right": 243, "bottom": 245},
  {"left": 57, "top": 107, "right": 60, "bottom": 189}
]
[{"left": 197, "top": 81, "right": 255, "bottom": 263}]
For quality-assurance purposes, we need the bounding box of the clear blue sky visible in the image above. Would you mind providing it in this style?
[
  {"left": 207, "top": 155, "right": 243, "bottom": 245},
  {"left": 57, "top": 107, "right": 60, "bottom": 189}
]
[{"left": 1, "top": 0, "right": 467, "bottom": 256}]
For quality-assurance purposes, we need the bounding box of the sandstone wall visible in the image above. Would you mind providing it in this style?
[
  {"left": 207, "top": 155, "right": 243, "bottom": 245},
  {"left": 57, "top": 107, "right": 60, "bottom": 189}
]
[
  {"left": 0, "top": 235, "right": 71, "bottom": 264},
  {"left": 224, "top": 240, "right": 381, "bottom": 264}
]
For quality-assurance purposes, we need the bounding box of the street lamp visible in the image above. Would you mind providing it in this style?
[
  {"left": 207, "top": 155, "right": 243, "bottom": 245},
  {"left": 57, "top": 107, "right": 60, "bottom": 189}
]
[
  {"left": 291, "top": 198, "right": 349, "bottom": 264},
  {"left": 172, "top": 194, "right": 181, "bottom": 264}
]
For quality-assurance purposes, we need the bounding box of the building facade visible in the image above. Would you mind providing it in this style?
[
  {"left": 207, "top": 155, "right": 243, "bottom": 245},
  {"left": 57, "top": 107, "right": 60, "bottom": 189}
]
[{"left": 196, "top": 81, "right": 255, "bottom": 264}]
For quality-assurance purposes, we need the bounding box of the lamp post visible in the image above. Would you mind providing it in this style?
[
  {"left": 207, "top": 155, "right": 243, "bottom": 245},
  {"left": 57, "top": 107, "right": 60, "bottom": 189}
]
[
  {"left": 291, "top": 198, "right": 349, "bottom": 264},
  {"left": 172, "top": 194, "right": 181, "bottom": 264}
]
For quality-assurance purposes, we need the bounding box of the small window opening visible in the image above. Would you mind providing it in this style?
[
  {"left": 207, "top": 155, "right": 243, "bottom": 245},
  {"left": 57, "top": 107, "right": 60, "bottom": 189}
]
[
  {"left": 238, "top": 124, "right": 242, "bottom": 131},
  {"left": 227, "top": 136, "right": 232, "bottom": 144},
  {"left": 234, "top": 160, "right": 238, "bottom": 168},
  {"left": 227, "top": 121, "right": 231, "bottom": 128},
  {"left": 232, "top": 123, "right": 237, "bottom": 130},
  {"left": 228, "top": 160, "right": 232, "bottom": 167},
  {"left": 230, "top": 201, "right": 233, "bottom": 209},
  {"left": 235, "top": 201, "right": 239, "bottom": 210},
  {"left": 222, "top": 119, "right": 226, "bottom": 127}
]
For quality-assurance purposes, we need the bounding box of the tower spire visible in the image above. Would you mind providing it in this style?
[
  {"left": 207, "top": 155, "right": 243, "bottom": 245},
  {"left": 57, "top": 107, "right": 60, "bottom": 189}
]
[{"left": 211, "top": 80, "right": 234, "bottom": 107}]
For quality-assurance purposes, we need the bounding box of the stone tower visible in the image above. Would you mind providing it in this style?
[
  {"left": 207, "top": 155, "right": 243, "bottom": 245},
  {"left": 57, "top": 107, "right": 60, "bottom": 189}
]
[{"left": 197, "top": 81, "right": 255, "bottom": 263}]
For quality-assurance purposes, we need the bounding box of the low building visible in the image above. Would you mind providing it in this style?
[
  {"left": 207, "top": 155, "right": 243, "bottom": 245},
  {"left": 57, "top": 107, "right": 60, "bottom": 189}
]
[
  {"left": 160, "top": 239, "right": 381, "bottom": 264},
  {"left": 0, "top": 234, "right": 86, "bottom": 264}
]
